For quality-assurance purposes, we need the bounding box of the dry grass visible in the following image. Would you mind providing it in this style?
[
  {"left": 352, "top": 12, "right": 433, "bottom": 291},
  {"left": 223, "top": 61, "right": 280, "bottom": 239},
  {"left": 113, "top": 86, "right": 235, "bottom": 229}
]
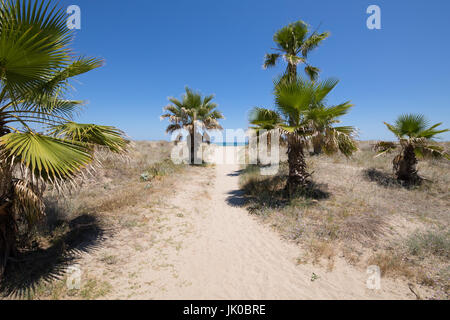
[
  {"left": 1, "top": 141, "right": 185, "bottom": 299},
  {"left": 239, "top": 141, "right": 450, "bottom": 299}
]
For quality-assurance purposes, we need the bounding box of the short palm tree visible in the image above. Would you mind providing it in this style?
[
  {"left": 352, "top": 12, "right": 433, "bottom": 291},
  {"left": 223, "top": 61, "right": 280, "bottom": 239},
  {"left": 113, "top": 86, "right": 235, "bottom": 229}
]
[
  {"left": 0, "top": 0, "right": 129, "bottom": 276},
  {"left": 251, "top": 77, "right": 357, "bottom": 195},
  {"left": 161, "top": 87, "right": 224, "bottom": 164},
  {"left": 249, "top": 107, "right": 282, "bottom": 164},
  {"left": 263, "top": 20, "right": 329, "bottom": 82},
  {"left": 375, "top": 114, "right": 449, "bottom": 184}
]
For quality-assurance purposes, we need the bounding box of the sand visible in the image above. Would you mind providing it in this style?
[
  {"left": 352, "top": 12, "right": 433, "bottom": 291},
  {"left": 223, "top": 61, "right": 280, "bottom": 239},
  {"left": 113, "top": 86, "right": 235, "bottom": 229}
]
[{"left": 75, "top": 147, "right": 415, "bottom": 300}]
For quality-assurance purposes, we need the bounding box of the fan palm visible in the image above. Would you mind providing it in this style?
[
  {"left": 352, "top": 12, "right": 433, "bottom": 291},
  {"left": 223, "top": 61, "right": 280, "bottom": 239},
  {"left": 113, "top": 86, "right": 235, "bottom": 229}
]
[
  {"left": 263, "top": 20, "right": 329, "bottom": 82},
  {"left": 161, "top": 87, "right": 224, "bottom": 164},
  {"left": 251, "top": 77, "right": 357, "bottom": 195},
  {"left": 0, "top": 0, "right": 129, "bottom": 276},
  {"left": 375, "top": 114, "right": 449, "bottom": 184}
]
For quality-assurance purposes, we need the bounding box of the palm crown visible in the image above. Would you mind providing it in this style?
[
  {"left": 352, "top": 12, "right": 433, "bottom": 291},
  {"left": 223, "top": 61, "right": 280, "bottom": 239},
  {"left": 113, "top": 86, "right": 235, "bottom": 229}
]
[
  {"left": 255, "top": 77, "right": 357, "bottom": 156},
  {"left": 376, "top": 114, "right": 449, "bottom": 159},
  {"left": 263, "top": 21, "right": 329, "bottom": 81},
  {"left": 249, "top": 107, "right": 282, "bottom": 132},
  {"left": 161, "top": 87, "right": 224, "bottom": 164},
  {"left": 161, "top": 87, "right": 224, "bottom": 134},
  {"left": 249, "top": 77, "right": 357, "bottom": 194},
  {"left": 0, "top": 0, "right": 129, "bottom": 274},
  {"left": 374, "top": 114, "right": 449, "bottom": 184}
]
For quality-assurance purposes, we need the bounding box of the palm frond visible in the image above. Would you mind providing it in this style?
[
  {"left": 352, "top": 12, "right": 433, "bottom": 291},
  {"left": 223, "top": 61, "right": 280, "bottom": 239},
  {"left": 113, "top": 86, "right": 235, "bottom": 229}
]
[
  {"left": 301, "top": 31, "right": 330, "bottom": 57},
  {"left": 0, "top": 0, "right": 72, "bottom": 98},
  {"left": 410, "top": 138, "right": 450, "bottom": 160},
  {"left": 323, "top": 126, "right": 358, "bottom": 157},
  {"left": 49, "top": 122, "right": 129, "bottom": 153},
  {"left": 304, "top": 65, "right": 320, "bottom": 81},
  {"left": 0, "top": 131, "right": 92, "bottom": 181},
  {"left": 395, "top": 114, "right": 428, "bottom": 138},
  {"left": 314, "top": 78, "right": 339, "bottom": 102},
  {"left": 14, "top": 95, "right": 85, "bottom": 120},
  {"left": 263, "top": 53, "right": 280, "bottom": 69},
  {"left": 12, "top": 179, "right": 45, "bottom": 228},
  {"left": 165, "top": 123, "right": 182, "bottom": 134},
  {"left": 249, "top": 107, "right": 281, "bottom": 126},
  {"left": 374, "top": 141, "right": 398, "bottom": 157},
  {"left": 383, "top": 122, "right": 402, "bottom": 138},
  {"left": 29, "top": 57, "right": 103, "bottom": 100},
  {"left": 274, "top": 76, "right": 314, "bottom": 121}
]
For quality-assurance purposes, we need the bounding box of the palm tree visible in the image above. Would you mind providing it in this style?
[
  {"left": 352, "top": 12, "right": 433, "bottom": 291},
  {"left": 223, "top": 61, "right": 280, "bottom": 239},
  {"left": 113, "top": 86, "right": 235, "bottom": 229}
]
[
  {"left": 306, "top": 102, "right": 355, "bottom": 155},
  {"left": 263, "top": 20, "right": 330, "bottom": 82},
  {"left": 0, "top": 0, "right": 129, "bottom": 276},
  {"left": 161, "top": 87, "right": 224, "bottom": 164},
  {"left": 251, "top": 77, "right": 357, "bottom": 196},
  {"left": 375, "top": 114, "right": 449, "bottom": 184},
  {"left": 249, "top": 107, "right": 282, "bottom": 164}
]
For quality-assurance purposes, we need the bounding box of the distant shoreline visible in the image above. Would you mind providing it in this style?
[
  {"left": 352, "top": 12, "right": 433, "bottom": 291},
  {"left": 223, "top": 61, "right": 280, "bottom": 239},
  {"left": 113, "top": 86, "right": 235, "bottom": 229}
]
[{"left": 212, "top": 142, "right": 249, "bottom": 147}]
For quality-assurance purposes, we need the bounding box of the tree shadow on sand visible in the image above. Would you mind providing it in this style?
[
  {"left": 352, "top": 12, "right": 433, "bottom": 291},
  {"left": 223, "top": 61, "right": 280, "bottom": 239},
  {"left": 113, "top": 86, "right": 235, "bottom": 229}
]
[
  {"left": 362, "top": 168, "right": 422, "bottom": 189},
  {"left": 226, "top": 171, "right": 330, "bottom": 211},
  {"left": 0, "top": 213, "right": 108, "bottom": 299},
  {"left": 227, "top": 170, "right": 243, "bottom": 177}
]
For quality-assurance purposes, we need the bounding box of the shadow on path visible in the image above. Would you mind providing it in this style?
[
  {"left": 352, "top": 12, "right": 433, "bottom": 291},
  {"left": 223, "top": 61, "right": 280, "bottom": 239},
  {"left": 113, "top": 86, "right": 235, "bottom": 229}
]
[{"left": 0, "top": 214, "right": 108, "bottom": 298}]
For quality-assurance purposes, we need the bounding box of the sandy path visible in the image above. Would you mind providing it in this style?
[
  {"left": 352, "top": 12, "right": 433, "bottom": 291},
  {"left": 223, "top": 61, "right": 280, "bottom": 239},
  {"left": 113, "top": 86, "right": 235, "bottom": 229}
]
[
  {"left": 80, "top": 148, "right": 414, "bottom": 300},
  {"left": 147, "top": 163, "right": 413, "bottom": 300}
]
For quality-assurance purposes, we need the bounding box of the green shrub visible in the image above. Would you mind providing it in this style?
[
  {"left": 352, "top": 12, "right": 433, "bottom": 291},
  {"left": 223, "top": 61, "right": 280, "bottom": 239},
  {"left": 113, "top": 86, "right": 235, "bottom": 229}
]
[
  {"left": 140, "top": 160, "right": 181, "bottom": 182},
  {"left": 406, "top": 230, "right": 450, "bottom": 258}
]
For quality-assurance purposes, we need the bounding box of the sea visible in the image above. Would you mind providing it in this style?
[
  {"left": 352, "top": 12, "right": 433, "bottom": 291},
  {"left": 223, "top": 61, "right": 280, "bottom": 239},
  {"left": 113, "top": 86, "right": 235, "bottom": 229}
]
[{"left": 213, "top": 142, "right": 249, "bottom": 147}]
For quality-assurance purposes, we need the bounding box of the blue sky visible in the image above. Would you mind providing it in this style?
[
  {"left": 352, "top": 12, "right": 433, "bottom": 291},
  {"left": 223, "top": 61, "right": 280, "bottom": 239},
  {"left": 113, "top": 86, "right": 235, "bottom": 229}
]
[{"left": 60, "top": 0, "right": 449, "bottom": 141}]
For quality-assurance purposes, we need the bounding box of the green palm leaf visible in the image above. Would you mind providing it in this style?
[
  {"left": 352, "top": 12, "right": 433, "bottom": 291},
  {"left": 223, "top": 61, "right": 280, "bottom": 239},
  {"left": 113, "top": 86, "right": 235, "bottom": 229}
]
[
  {"left": 0, "top": 131, "right": 92, "bottom": 181},
  {"left": 49, "top": 122, "right": 129, "bottom": 153},
  {"left": 263, "top": 53, "right": 280, "bottom": 69},
  {"left": 0, "top": 0, "right": 72, "bottom": 98},
  {"left": 301, "top": 32, "right": 330, "bottom": 57},
  {"left": 304, "top": 65, "right": 320, "bottom": 82}
]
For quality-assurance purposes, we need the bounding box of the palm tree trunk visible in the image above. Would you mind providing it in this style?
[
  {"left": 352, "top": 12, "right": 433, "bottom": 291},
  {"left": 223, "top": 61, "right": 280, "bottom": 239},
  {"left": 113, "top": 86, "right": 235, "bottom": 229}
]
[
  {"left": 394, "top": 144, "right": 419, "bottom": 184},
  {"left": 0, "top": 147, "right": 16, "bottom": 278},
  {"left": 312, "top": 134, "right": 323, "bottom": 155},
  {"left": 256, "top": 131, "right": 260, "bottom": 165},
  {"left": 189, "top": 129, "right": 195, "bottom": 165},
  {"left": 286, "top": 135, "right": 309, "bottom": 197},
  {"left": 287, "top": 62, "right": 297, "bottom": 82},
  {"left": 0, "top": 122, "right": 17, "bottom": 277}
]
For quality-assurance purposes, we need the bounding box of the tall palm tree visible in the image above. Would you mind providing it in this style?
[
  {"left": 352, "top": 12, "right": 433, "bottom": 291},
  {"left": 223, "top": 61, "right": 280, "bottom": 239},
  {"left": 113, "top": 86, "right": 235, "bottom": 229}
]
[
  {"left": 251, "top": 77, "right": 357, "bottom": 195},
  {"left": 0, "top": 0, "right": 129, "bottom": 276},
  {"left": 375, "top": 114, "right": 449, "bottom": 184},
  {"left": 161, "top": 87, "right": 224, "bottom": 164},
  {"left": 263, "top": 20, "right": 329, "bottom": 82}
]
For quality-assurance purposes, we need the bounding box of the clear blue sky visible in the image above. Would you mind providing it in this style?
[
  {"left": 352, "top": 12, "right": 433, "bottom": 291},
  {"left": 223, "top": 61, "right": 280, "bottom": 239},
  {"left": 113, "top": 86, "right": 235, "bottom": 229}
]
[{"left": 60, "top": 0, "right": 449, "bottom": 141}]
